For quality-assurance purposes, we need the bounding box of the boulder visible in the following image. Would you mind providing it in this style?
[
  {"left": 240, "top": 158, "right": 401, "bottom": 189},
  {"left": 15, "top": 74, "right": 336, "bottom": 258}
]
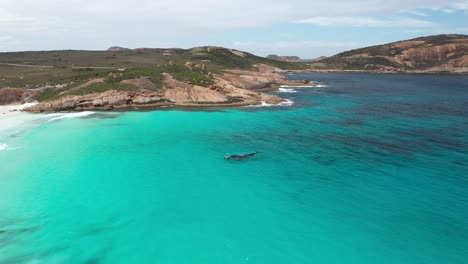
[{"left": 92, "top": 99, "right": 104, "bottom": 107}]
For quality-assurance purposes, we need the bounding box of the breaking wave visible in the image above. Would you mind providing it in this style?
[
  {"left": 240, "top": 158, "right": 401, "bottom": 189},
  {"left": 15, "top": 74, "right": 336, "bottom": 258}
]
[
  {"left": 248, "top": 99, "right": 294, "bottom": 108},
  {"left": 280, "top": 84, "right": 328, "bottom": 88},
  {"left": 46, "top": 112, "right": 95, "bottom": 122},
  {"left": 0, "top": 143, "right": 8, "bottom": 151},
  {"left": 0, "top": 143, "right": 21, "bottom": 152},
  {"left": 278, "top": 88, "right": 297, "bottom": 93}
]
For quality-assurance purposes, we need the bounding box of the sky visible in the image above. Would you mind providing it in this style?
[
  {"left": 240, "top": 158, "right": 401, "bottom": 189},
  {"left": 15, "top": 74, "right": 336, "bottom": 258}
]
[{"left": 0, "top": 0, "right": 467, "bottom": 58}]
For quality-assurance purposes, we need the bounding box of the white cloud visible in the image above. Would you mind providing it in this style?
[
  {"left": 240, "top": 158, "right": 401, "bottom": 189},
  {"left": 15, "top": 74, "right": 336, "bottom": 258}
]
[
  {"left": 233, "top": 40, "right": 366, "bottom": 49},
  {"left": 0, "top": 0, "right": 465, "bottom": 51},
  {"left": 0, "top": 35, "right": 21, "bottom": 49},
  {"left": 404, "top": 10, "right": 430, "bottom": 17},
  {"left": 295, "top": 17, "right": 436, "bottom": 27},
  {"left": 0, "top": 0, "right": 460, "bottom": 32},
  {"left": 455, "top": 27, "right": 468, "bottom": 33},
  {"left": 0, "top": 35, "right": 13, "bottom": 42},
  {"left": 428, "top": 0, "right": 468, "bottom": 13},
  {"left": 454, "top": 0, "right": 468, "bottom": 10},
  {"left": 231, "top": 40, "right": 376, "bottom": 58}
]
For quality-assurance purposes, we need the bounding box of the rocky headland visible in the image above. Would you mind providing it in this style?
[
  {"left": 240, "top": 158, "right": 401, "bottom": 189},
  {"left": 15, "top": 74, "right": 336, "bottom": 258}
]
[{"left": 25, "top": 64, "right": 311, "bottom": 113}]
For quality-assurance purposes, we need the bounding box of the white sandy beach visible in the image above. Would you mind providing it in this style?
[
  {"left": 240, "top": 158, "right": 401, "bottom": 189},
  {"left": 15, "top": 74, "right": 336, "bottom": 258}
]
[{"left": 0, "top": 102, "right": 39, "bottom": 135}]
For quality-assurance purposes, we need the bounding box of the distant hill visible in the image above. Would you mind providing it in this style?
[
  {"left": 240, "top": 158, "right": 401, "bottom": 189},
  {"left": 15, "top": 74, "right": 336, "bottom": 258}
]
[
  {"left": 107, "top": 46, "right": 130, "bottom": 52},
  {"left": 267, "top": 54, "right": 302, "bottom": 62},
  {"left": 308, "top": 34, "right": 468, "bottom": 73},
  {"left": 0, "top": 46, "right": 304, "bottom": 89}
]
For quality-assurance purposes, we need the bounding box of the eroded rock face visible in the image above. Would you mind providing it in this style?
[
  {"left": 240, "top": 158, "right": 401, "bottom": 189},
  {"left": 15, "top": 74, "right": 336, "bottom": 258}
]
[
  {"left": 27, "top": 90, "right": 165, "bottom": 112},
  {"left": 164, "top": 86, "right": 229, "bottom": 104},
  {"left": 25, "top": 65, "right": 305, "bottom": 112},
  {"left": 0, "top": 88, "right": 39, "bottom": 105},
  {"left": 215, "top": 64, "right": 309, "bottom": 91}
]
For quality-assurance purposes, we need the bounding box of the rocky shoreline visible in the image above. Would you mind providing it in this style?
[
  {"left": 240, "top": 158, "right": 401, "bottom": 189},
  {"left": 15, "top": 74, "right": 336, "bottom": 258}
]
[
  {"left": 288, "top": 69, "right": 468, "bottom": 74},
  {"left": 24, "top": 64, "right": 313, "bottom": 113}
]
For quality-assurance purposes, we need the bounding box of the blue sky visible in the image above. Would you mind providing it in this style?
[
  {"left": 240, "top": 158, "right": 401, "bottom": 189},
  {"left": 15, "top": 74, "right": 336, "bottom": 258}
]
[{"left": 0, "top": 0, "right": 467, "bottom": 58}]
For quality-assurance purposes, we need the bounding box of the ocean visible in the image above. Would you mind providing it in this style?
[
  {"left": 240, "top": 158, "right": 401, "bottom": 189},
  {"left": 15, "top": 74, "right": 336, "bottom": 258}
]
[{"left": 1, "top": 73, "right": 467, "bottom": 263}]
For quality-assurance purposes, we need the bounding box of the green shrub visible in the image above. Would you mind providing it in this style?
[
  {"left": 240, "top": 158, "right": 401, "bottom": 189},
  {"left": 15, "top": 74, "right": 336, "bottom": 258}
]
[
  {"left": 37, "top": 88, "right": 68, "bottom": 101},
  {"left": 68, "top": 82, "right": 138, "bottom": 96},
  {"left": 160, "top": 64, "right": 214, "bottom": 87}
]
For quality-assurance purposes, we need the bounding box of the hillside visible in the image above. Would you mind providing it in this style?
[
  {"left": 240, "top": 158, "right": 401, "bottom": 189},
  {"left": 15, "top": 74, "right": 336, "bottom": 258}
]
[
  {"left": 0, "top": 46, "right": 304, "bottom": 89},
  {"left": 307, "top": 34, "right": 468, "bottom": 73},
  {"left": 0, "top": 46, "right": 311, "bottom": 110},
  {"left": 267, "top": 55, "right": 303, "bottom": 62}
]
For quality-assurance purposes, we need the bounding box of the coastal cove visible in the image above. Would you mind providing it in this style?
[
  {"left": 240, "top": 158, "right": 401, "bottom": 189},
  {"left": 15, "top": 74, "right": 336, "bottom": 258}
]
[{"left": 1, "top": 73, "right": 468, "bottom": 263}]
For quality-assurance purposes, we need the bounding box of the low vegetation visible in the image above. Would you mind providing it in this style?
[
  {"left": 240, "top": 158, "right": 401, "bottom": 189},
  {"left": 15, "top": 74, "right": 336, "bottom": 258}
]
[
  {"left": 36, "top": 88, "right": 68, "bottom": 101},
  {"left": 69, "top": 82, "right": 138, "bottom": 96},
  {"left": 33, "top": 63, "right": 216, "bottom": 101},
  {"left": 182, "top": 48, "right": 306, "bottom": 70},
  {"left": 308, "top": 34, "right": 468, "bottom": 71},
  {"left": 1, "top": 45, "right": 307, "bottom": 103},
  {"left": 164, "top": 64, "right": 214, "bottom": 86},
  {"left": 106, "top": 64, "right": 214, "bottom": 87}
]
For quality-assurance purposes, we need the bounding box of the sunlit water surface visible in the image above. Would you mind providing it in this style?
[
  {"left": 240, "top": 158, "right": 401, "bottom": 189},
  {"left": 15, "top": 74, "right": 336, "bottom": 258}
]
[{"left": 1, "top": 73, "right": 467, "bottom": 263}]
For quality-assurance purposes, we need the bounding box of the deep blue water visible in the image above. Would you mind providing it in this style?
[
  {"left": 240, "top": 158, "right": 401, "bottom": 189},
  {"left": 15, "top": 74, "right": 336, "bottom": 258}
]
[{"left": 0, "top": 73, "right": 467, "bottom": 263}]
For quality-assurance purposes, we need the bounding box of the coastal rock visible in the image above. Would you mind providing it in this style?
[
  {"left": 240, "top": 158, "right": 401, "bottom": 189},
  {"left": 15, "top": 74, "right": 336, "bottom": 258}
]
[
  {"left": 133, "top": 95, "right": 161, "bottom": 104},
  {"left": 184, "top": 61, "right": 193, "bottom": 70},
  {"left": 62, "top": 97, "right": 79, "bottom": 110},
  {"left": 104, "top": 94, "right": 127, "bottom": 105},
  {"left": 195, "top": 64, "right": 207, "bottom": 72},
  {"left": 25, "top": 64, "right": 305, "bottom": 112},
  {"left": 92, "top": 99, "right": 104, "bottom": 107},
  {"left": 0, "top": 88, "right": 39, "bottom": 105},
  {"left": 214, "top": 64, "right": 309, "bottom": 91}
]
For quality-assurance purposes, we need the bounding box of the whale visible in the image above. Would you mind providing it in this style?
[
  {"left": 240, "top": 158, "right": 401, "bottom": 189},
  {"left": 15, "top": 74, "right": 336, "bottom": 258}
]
[{"left": 224, "top": 151, "right": 260, "bottom": 160}]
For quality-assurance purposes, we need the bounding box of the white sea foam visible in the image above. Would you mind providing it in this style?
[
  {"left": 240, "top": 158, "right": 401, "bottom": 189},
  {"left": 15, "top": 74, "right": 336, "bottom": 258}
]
[
  {"left": 280, "top": 85, "right": 314, "bottom": 88},
  {"left": 46, "top": 111, "right": 95, "bottom": 122},
  {"left": 280, "top": 84, "right": 328, "bottom": 88},
  {"left": 0, "top": 143, "right": 9, "bottom": 151},
  {"left": 248, "top": 99, "right": 294, "bottom": 108},
  {"left": 0, "top": 143, "right": 21, "bottom": 151},
  {"left": 278, "top": 88, "right": 297, "bottom": 93},
  {"left": 279, "top": 99, "right": 294, "bottom": 106}
]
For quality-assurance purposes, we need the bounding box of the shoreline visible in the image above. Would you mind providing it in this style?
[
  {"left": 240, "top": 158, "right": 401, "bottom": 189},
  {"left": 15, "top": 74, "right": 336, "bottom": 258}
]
[
  {"left": 23, "top": 93, "right": 294, "bottom": 113},
  {"left": 0, "top": 95, "right": 296, "bottom": 141},
  {"left": 0, "top": 102, "right": 37, "bottom": 116},
  {"left": 23, "top": 79, "right": 311, "bottom": 113},
  {"left": 2, "top": 66, "right": 318, "bottom": 114},
  {"left": 286, "top": 69, "right": 468, "bottom": 75},
  {"left": 0, "top": 102, "right": 40, "bottom": 139}
]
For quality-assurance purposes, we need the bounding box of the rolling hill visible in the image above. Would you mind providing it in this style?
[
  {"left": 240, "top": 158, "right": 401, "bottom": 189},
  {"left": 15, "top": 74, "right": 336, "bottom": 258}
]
[
  {"left": 0, "top": 46, "right": 303, "bottom": 89},
  {"left": 0, "top": 47, "right": 308, "bottom": 110},
  {"left": 308, "top": 34, "right": 468, "bottom": 73}
]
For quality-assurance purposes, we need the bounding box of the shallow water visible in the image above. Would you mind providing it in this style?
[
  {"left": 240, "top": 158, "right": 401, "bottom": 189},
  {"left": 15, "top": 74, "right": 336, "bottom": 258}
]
[{"left": 1, "top": 73, "right": 467, "bottom": 263}]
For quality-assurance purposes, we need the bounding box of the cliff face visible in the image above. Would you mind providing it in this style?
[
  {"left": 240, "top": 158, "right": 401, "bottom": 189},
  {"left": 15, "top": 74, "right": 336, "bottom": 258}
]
[{"left": 309, "top": 34, "right": 468, "bottom": 73}]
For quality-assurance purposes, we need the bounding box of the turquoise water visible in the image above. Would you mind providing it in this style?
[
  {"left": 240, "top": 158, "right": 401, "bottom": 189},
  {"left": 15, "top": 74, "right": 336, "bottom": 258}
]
[{"left": 1, "top": 73, "right": 467, "bottom": 263}]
